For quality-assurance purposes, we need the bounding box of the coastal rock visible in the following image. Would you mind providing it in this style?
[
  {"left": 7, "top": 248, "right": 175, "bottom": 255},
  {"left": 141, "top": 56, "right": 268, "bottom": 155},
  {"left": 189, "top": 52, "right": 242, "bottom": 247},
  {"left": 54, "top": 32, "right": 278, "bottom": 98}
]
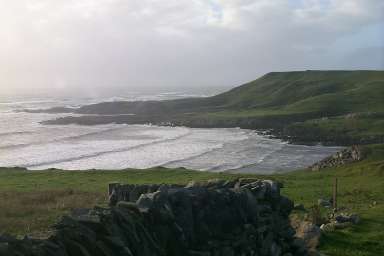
[{"left": 310, "top": 146, "right": 362, "bottom": 171}]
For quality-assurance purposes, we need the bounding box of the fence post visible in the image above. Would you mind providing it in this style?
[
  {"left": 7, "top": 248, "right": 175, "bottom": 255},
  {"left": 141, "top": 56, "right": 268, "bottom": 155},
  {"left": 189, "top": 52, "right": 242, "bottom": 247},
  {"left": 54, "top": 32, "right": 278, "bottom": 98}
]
[{"left": 333, "top": 177, "right": 338, "bottom": 211}]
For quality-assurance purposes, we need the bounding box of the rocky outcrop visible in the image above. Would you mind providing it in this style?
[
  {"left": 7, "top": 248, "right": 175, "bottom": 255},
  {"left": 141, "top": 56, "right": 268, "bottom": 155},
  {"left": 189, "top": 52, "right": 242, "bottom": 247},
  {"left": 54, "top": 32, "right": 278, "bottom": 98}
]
[
  {"left": 0, "top": 179, "right": 309, "bottom": 256},
  {"left": 310, "top": 146, "right": 361, "bottom": 171}
]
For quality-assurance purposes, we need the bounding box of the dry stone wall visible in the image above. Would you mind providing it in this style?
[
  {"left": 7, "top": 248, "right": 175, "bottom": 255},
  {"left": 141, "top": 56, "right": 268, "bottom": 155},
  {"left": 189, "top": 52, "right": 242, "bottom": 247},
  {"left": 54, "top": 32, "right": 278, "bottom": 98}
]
[{"left": 0, "top": 179, "right": 309, "bottom": 256}]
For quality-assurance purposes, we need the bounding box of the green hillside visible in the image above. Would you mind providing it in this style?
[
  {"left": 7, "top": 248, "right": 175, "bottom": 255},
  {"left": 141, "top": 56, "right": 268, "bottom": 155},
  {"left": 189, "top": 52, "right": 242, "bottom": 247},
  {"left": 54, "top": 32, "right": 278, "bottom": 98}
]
[
  {"left": 210, "top": 71, "right": 383, "bottom": 112},
  {"left": 40, "top": 70, "right": 384, "bottom": 145}
]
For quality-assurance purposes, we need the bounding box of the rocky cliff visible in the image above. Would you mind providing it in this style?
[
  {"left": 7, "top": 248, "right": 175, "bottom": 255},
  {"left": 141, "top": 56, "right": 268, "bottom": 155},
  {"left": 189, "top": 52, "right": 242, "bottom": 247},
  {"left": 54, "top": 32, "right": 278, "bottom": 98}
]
[{"left": 0, "top": 179, "right": 309, "bottom": 256}]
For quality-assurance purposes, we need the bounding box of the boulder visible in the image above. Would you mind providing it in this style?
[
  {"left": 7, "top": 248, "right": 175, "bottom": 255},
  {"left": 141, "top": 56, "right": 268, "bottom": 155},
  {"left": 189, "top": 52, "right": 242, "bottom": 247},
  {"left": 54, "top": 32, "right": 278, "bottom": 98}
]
[
  {"left": 335, "top": 213, "right": 360, "bottom": 224},
  {"left": 317, "top": 199, "right": 331, "bottom": 208},
  {"left": 294, "top": 204, "right": 305, "bottom": 211}
]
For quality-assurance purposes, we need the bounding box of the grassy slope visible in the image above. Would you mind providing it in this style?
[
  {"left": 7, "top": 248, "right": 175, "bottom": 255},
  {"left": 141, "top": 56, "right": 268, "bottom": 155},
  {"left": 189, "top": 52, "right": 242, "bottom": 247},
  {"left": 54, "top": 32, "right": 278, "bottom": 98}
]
[
  {"left": 46, "top": 70, "right": 384, "bottom": 145},
  {"left": 0, "top": 144, "right": 383, "bottom": 255},
  {"left": 284, "top": 113, "right": 384, "bottom": 145},
  {"left": 73, "top": 70, "right": 384, "bottom": 116},
  {"left": 192, "top": 71, "right": 384, "bottom": 144},
  {"left": 208, "top": 71, "right": 384, "bottom": 112}
]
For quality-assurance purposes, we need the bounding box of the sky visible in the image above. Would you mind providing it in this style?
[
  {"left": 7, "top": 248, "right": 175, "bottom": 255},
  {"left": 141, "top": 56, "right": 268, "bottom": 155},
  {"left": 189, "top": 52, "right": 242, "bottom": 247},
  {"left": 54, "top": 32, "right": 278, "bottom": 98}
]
[{"left": 0, "top": 0, "right": 383, "bottom": 97}]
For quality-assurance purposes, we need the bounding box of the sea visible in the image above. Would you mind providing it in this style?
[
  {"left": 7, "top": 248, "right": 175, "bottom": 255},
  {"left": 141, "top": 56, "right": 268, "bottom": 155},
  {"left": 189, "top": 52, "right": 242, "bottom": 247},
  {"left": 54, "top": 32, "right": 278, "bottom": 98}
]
[{"left": 0, "top": 91, "right": 343, "bottom": 174}]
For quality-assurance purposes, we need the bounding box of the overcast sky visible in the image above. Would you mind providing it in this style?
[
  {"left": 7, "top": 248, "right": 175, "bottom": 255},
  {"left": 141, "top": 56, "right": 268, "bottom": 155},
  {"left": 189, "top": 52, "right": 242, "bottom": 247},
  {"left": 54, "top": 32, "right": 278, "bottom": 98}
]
[{"left": 0, "top": 0, "right": 383, "bottom": 96}]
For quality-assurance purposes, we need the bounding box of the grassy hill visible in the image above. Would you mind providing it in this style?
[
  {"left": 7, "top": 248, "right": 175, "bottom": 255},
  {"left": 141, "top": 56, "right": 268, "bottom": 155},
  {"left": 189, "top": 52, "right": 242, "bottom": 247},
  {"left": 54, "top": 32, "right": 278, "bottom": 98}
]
[
  {"left": 37, "top": 70, "right": 384, "bottom": 145},
  {"left": 1, "top": 144, "right": 383, "bottom": 255},
  {"left": 211, "top": 71, "right": 383, "bottom": 112}
]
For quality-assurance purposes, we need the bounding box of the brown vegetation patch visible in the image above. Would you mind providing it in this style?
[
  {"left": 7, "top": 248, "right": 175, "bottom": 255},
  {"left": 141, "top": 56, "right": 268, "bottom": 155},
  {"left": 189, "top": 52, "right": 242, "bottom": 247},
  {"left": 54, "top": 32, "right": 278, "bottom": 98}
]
[{"left": 0, "top": 189, "right": 106, "bottom": 236}]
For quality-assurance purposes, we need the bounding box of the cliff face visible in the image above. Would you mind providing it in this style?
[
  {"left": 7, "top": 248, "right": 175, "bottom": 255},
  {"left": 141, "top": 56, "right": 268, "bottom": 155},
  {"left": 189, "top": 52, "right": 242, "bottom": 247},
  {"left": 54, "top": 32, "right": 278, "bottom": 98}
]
[{"left": 0, "top": 179, "right": 308, "bottom": 256}]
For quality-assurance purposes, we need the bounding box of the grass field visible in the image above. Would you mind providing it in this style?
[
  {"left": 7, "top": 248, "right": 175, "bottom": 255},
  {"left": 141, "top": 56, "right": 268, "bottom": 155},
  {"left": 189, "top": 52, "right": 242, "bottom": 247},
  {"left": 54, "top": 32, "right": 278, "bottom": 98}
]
[{"left": 0, "top": 144, "right": 383, "bottom": 255}]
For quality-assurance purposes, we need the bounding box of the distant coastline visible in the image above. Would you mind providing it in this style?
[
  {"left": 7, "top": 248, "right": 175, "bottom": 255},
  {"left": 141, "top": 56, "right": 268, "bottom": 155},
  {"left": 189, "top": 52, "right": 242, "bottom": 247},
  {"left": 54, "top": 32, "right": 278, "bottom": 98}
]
[{"left": 23, "top": 70, "right": 384, "bottom": 146}]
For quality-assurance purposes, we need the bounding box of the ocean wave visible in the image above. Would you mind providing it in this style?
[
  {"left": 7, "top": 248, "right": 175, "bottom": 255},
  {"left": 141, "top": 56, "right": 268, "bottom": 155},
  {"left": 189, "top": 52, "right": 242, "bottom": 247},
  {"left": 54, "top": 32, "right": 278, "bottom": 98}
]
[
  {"left": 23, "top": 129, "right": 193, "bottom": 169},
  {"left": 255, "top": 143, "right": 287, "bottom": 164},
  {"left": 0, "top": 131, "right": 34, "bottom": 138},
  {"left": 161, "top": 143, "right": 225, "bottom": 167},
  {"left": 205, "top": 163, "right": 245, "bottom": 172},
  {"left": 0, "top": 126, "right": 129, "bottom": 150},
  {"left": 202, "top": 140, "right": 287, "bottom": 172},
  {"left": 0, "top": 100, "right": 58, "bottom": 105}
]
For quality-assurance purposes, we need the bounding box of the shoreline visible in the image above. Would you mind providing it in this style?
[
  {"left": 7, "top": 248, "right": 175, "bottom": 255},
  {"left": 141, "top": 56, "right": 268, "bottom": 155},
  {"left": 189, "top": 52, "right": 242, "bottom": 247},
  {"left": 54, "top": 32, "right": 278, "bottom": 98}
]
[
  {"left": 39, "top": 113, "right": 358, "bottom": 146},
  {"left": 0, "top": 121, "right": 344, "bottom": 173}
]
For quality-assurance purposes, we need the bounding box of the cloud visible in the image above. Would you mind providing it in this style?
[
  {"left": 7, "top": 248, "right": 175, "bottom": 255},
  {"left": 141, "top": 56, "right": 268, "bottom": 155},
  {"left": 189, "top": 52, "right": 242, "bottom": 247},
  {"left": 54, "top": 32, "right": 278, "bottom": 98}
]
[{"left": 0, "top": 0, "right": 383, "bottom": 95}]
